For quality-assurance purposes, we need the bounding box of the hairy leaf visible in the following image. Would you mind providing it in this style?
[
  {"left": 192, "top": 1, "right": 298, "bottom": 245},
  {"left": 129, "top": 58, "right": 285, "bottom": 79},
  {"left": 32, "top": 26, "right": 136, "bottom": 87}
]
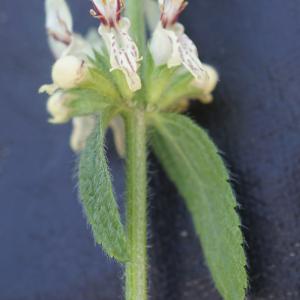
[
  {"left": 143, "top": 48, "right": 181, "bottom": 105},
  {"left": 79, "top": 117, "right": 128, "bottom": 262},
  {"left": 67, "top": 88, "right": 110, "bottom": 117},
  {"left": 150, "top": 113, "right": 247, "bottom": 300}
]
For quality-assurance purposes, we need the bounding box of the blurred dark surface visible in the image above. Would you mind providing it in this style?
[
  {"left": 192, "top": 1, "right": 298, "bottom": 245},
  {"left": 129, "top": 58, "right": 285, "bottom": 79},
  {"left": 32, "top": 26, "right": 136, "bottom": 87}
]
[{"left": 0, "top": 0, "right": 299, "bottom": 299}]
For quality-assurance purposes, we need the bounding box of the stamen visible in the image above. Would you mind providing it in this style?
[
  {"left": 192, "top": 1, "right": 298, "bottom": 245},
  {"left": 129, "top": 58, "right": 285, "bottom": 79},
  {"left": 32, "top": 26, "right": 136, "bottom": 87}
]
[
  {"left": 116, "top": 0, "right": 125, "bottom": 22},
  {"left": 90, "top": 9, "right": 98, "bottom": 17},
  {"left": 90, "top": 2, "right": 109, "bottom": 26},
  {"left": 160, "top": 0, "right": 188, "bottom": 27}
]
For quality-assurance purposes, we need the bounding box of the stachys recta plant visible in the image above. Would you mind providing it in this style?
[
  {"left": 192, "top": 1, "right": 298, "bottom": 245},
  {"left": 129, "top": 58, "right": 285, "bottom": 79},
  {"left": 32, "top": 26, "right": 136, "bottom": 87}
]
[{"left": 39, "top": 1, "right": 248, "bottom": 299}]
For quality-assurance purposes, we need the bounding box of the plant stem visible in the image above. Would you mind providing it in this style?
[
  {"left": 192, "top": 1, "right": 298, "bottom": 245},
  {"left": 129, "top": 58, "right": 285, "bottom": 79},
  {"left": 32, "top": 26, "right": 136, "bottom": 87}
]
[
  {"left": 124, "top": 109, "right": 148, "bottom": 300},
  {"left": 126, "top": 0, "right": 146, "bottom": 52}
]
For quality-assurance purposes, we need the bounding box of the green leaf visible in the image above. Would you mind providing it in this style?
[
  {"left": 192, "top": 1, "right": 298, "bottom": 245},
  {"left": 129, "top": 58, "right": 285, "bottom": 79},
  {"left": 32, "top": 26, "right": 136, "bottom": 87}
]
[
  {"left": 79, "top": 117, "right": 128, "bottom": 262},
  {"left": 111, "top": 69, "right": 134, "bottom": 101},
  {"left": 86, "top": 68, "right": 121, "bottom": 101},
  {"left": 158, "top": 72, "right": 194, "bottom": 109},
  {"left": 67, "top": 88, "right": 110, "bottom": 117},
  {"left": 146, "top": 63, "right": 180, "bottom": 104},
  {"left": 90, "top": 50, "right": 132, "bottom": 100},
  {"left": 150, "top": 113, "right": 247, "bottom": 300}
]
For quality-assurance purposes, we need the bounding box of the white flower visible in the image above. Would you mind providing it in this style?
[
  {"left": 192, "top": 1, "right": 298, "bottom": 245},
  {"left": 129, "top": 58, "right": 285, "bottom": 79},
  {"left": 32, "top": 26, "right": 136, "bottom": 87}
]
[
  {"left": 39, "top": 54, "right": 87, "bottom": 96},
  {"left": 45, "top": 0, "right": 73, "bottom": 59},
  {"left": 45, "top": 0, "right": 99, "bottom": 59},
  {"left": 47, "top": 91, "right": 72, "bottom": 124},
  {"left": 198, "top": 64, "right": 219, "bottom": 95},
  {"left": 42, "top": 0, "right": 127, "bottom": 155},
  {"left": 90, "top": 0, "right": 124, "bottom": 27},
  {"left": 70, "top": 115, "right": 126, "bottom": 157},
  {"left": 42, "top": 0, "right": 91, "bottom": 96},
  {"left": 52, "top": 55, "right": 87, "bottom": 89},
  {"left": 159, "top": 0, "right": 187, "bottom": 28},
  {"left": 194, "top": 64, "right": 219, "bottom": 104},
  {"left": 150, "top": 23, "right": 173, "bottom": 65},
  {"left": 70, "top": 116, "right": 97, "bottom": 152},
  {"left": 109, "top": 115, "right": 126, "bottom": 158},
  {"left": 150, "top": 0, "right": 206, "bottom": 83},
  {"left": 91, "top": 0, "right": 142, "bottom": 91}
]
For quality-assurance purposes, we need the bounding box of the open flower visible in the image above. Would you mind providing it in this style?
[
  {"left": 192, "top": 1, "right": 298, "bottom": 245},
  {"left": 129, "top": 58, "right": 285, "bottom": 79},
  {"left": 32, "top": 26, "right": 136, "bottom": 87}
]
[
  {"left": 40, "top": 0, "right": 92, "bottom": 95},
  {"left": 41, "top": 0, "right": 94, "bottom": 152},
  {"left": 150, "top": 0, "right": 206, "bottom": 83},
  {"left": 41, "top": 0, "right": 127, "bottom": 155},
  {"left": 91, "top": 0, "right": 142, "bottom": 91},
  {"left": 45, "top": 0, "right": 73, "bottom": 58}
]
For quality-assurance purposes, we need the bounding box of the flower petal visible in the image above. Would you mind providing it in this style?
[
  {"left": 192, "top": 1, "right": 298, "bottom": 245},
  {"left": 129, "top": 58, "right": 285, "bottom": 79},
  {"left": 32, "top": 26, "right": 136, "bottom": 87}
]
[
  {"left": 177, "top": 33, "right": 207, "bottom": 81},
  {"left": 99, "top": 18, "right": 142, "bottom": 91},
  {"left": 70, "top": 116, "right": 96, "bottom": 152},
  {"left": 150, "top": 23, "right": 173, "bottom": 65},
  {"left": 38, "top": 83, "right": 59, "bottom": 95},
  {"left": 160, "top": 0, "right": 187, "bottom": 28},
  {"left": 109, "top": 115, "right": 126, "bottom": 158},
  {"left": 196, "top": 64, "right": 219, "bottom": 94},
  {"left": 45, "top": 0, "right": 73, "bottom": 58},
  {"left": 46, "top": 91, "right": 72, "bottom": 124},
  {"left": 91, "top": 0, "right": 124, "bottom": 27},
  {"left": 51, "top": 55, "right": 87, "bottom": 89},
  {"left": 165, "top": 24, "right": 207, "bottom": 82},
  {"left": 193, "top": 64, "right": 219, "bottom": 104}
]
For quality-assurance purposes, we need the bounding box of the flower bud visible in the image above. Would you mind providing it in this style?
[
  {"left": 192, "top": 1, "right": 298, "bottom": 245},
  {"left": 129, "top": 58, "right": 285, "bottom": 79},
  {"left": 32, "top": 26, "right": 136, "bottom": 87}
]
[
  {"left": 47, "top": 92, "right": 72, "bottom": 124},
  {"left": 51, "top": 55, "right": 87, "bottom": 89}
]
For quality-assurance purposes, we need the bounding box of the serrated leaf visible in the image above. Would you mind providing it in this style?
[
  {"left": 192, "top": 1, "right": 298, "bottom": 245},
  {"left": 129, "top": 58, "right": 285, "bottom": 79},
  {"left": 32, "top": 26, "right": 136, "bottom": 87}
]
[
  {"left": 79, "top": 117, "right": 128, "bottom": 262},
  {"left": 150, "top": 113, "right": 247, "bottom": 300}
]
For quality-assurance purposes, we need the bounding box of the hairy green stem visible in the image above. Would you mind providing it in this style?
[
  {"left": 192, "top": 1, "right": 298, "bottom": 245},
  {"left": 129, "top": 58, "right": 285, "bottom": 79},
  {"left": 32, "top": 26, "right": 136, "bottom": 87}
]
[
  {"left": 126, "top": 0, "right": 146, "bottom": 52},
  {"left": 124, "top": 110, "right": 148, "bottom": 300}
]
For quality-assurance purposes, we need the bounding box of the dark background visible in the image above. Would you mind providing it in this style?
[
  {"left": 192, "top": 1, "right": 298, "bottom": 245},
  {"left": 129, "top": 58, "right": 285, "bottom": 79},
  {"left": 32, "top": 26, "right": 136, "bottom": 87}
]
[{"left": 0, "top": 0, "right": 299, "bottom": 299}]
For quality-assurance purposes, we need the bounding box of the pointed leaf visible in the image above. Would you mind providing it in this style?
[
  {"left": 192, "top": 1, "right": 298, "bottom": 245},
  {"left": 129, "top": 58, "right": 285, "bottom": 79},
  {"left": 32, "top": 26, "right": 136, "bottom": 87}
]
[
  {"left": 79, "top": 117, "right": 128, "bottom": 262},
  {"left": 150, "top": 113, "right": 247, "bottom": 300}
]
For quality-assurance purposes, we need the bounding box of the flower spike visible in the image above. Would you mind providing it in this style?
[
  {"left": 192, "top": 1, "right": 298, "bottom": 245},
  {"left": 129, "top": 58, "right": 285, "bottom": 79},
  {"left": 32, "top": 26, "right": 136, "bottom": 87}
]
[{"left": 91, "top": 0, "right": 142, "bottom": 91}]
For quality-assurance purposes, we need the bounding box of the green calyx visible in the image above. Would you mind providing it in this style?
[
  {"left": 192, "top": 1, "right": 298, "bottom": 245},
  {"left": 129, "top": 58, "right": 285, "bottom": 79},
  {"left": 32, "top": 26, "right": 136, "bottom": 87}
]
[{"left": 63, "top": 48, "right": 208, "bottom": 124}]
